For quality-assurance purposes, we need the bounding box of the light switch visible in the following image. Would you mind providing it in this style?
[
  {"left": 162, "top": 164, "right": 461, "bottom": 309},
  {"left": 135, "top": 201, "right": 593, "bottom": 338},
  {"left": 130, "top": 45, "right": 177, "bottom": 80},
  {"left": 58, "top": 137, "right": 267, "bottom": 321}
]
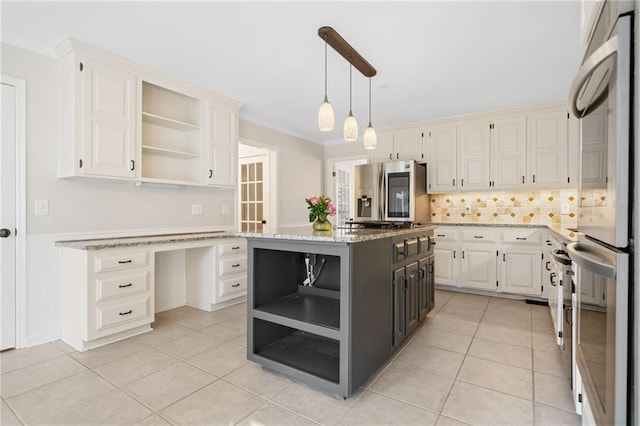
[{"left": 35, "top": 199, "right": 49, "bottom": 216}]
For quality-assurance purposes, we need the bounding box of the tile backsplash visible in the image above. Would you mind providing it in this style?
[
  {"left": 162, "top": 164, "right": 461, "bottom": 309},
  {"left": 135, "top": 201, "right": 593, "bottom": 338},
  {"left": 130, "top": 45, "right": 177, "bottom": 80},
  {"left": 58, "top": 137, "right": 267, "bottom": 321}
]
[{"left": 428, "top": 189, "right": 579, "bottom": 227}]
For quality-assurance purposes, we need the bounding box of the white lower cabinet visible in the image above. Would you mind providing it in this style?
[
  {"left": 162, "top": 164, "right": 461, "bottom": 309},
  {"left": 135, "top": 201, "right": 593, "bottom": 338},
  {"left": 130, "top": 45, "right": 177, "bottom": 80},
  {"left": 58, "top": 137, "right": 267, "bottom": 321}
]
[
  {"left": 461, "top": 246, "right": 498, "bottom": 291},
  {"left": 434, "top": 242, "right": 459, "bottom": 287},
  {"left": 499, "top": 248, "right": 542, "bottom": 296}
]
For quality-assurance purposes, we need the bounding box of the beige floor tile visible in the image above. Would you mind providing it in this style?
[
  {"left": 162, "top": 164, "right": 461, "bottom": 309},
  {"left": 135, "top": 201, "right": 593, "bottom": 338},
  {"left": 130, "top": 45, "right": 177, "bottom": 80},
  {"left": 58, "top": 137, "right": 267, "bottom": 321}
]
[
  {"left": 535, "top": 402, "right": 580, "bottom": 425},
  {"left": 475, "top": 323, "right": 532, "bottom": 348},
  {"left": 438, "top": 304, "right": 485, "bottom": 322},
  {"left": 237, "top": 403, "right": 317, "bottom": 426},
  {"left": 532, "top": 332, "right": 558, "bottom": 352},
  {"left": 487, "top": 297, "right": 530, "bottom": 311},
  {"left": 412, "top": 327, "right": 473, "bottom": 354},
  {"left": 427, "top": 314, "right": 479, "bottom": 337},
  {"left": 155, "top": 305, "right": 202, "bottom": 321},
  {"left": 94, "top": 348, "right": 178, "bottom": 386},
  {"left": 124, "top": 363, "right": 216, "bottom": 411},
  {"left": 1, "top": 355, "right": 86, "bottom": 398},
  {"left": 218, "top": 316, "right": 248, "bottom": 334},
  {"left": 70, "top": 339, "right": 147, "bottom": 368},
  {"left": 1, "top": 399, "right": 21, "bottom": 426},
  {"left": 174, "top": 310, "right": 232, "bottom": 330},
  {"left": 200, "top": 322, "right": 246, "bottom": 341},
  {"left": 467, "top": 337, "right": 532, "bottom": 369},
  {"left": 160, "top": 380, "right": 263, "bottom": 425},
  {"left": 156, "top": 332, "right": 225, "bottom": 359},
  {"left": 50, "top": 339, "right": 77, "bottom": 354},
  {"left": 45, "top": 389, "right": 152, "bottom": 425},
  {"left": 339, "top": 390, "right": 438, "bottom": 426},
  {"left": 232, "top": 334, "right": 247, "bottom": 347},
  {"left": 457, "top": 356, "right": 533, "bottom": 400},
  {"left": 0, "top": 343, "right": 65, "bottom": 373},
  {"left": 218, "top": 301, "right": 247, "bottom": 318},
  {"left": 6, "top": 370, "right": 115, "bottom": 424},
  {"left": 224, "top": 362, "right": 293, "bottom": 399},
  {"left": 442, "top": 381, "right": 533, "bottom": 426},
  {"left": 395, "top": 343, "right": 464, "bottom": 378},
  {"left": 532, "top": 318, "right": 555, "bottom": 334},
  {"left": 135, "top": 414, "right": 173, "bottom": 425},
  {"left": 436, "top": 415, "right": 470, "bottom": 426},
  {"left": 534, "top": 372, "right": 575, "bottom": 412},
  {"left": 187, "top": 342, "right": 248, "bottom": 377},
  {"left": 446, "top": 293, "right": 490, "bottom": 310},
  {"left": 434, "top": 289, "right": 454, "bottom": 304},
  {"left": 272, "top": 383, "right": 358, "bottom": 425},
  {"left": 531, "top": 304, "right": 552, "bottom": 322},
  {"left": 371, "top": 363, "right": 454, "bottom": 412},
  {"left": 533, "top": 349, "right": 571, "bottom": 378},
  {"left": 482, "top": 310, "right": 532, "bottom": 331},
  {"left": 134, "top": 324, "right": 198, "bottom": 347}
]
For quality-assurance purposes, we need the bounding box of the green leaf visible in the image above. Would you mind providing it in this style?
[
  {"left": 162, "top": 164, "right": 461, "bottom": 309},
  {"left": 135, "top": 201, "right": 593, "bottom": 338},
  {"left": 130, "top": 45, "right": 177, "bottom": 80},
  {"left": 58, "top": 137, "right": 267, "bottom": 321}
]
[{"left": 309, "top": 213, "right": 317, "bottom": 222}]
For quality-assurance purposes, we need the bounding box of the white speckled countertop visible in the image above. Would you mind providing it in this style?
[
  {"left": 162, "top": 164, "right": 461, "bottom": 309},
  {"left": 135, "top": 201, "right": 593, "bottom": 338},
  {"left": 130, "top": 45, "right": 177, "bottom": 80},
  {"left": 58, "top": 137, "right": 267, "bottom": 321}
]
[
  {"left": 235, "top": 225, "right": 437, "bottom": 243},
  {"left": 56, "top": 231, "right": 234, "bottom": 250},
  {"left": 427, "top": 222, "right": 579, "bottom": 243}
]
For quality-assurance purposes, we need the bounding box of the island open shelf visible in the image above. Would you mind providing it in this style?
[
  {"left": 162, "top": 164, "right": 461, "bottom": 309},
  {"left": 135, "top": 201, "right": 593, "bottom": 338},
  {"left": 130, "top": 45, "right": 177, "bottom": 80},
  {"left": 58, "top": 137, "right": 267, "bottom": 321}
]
[{"left": 255, "top": 287, "right": 340, "bottom": 330}]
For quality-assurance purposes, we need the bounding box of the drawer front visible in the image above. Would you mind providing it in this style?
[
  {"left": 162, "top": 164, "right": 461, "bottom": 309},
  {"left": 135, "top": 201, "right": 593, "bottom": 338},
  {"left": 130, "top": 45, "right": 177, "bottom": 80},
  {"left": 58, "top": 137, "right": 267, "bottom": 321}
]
[
  {"left": 502, "top": 229, "right": 542, "bottom": 245},
  {"left": 94, "top": 296, "right": 151, "bottom": 333},
  {"left": 460, "top": 229, "right": 498, "bottom": 243},
  {"left": 219, "top": 239, "right": 247, "bottom": 256},
  {"left": 218, "top": 274, "right": 247, "bottom": 299},
  {"left": 434, "top": 228, "right": 457, "bottom": 242},
  {"left": 95, "top": 252, "right": 148, "bottom": 273},
  {"left": 96, "top": 272, "right": 149, "bottom": 302},
  {"left": 219, "top": 254, "right": 247, "bottom": 276}
]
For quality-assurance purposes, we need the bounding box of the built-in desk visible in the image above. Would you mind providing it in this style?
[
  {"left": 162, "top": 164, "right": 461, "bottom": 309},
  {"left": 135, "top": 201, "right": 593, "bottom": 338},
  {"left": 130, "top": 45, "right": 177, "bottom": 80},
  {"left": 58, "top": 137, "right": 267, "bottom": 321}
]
[{"left": 56, "top": 231, "right": 247, "bottom": 351}]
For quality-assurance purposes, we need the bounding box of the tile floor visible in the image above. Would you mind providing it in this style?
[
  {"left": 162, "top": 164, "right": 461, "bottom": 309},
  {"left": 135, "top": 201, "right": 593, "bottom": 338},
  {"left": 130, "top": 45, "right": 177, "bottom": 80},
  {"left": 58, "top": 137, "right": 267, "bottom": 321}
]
[{"left": 0, "top": 290, "right": 581, "bottom": 425}]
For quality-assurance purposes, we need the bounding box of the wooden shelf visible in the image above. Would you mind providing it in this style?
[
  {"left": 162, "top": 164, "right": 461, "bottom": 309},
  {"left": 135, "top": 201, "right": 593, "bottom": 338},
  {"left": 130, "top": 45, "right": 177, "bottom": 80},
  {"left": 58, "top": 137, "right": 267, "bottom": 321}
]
[
  {"left": 142, "top": 145, "right": 200, "bottom": 159},
  {"left": 142, "top": 112, "right": 200, "bottom": 132}
]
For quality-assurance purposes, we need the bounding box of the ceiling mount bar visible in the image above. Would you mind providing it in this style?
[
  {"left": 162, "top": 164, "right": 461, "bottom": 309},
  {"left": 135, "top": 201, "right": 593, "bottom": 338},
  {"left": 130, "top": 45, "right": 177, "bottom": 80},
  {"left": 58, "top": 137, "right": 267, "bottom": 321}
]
[{"left": 318, "top": 26, "right": 377, "bottom": 78}]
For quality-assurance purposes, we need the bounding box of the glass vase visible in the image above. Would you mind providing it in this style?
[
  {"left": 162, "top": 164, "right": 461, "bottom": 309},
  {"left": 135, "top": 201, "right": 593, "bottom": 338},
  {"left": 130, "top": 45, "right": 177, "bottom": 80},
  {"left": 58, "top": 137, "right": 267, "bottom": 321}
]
[{"left": 312, "top": 218, "right": 332, "bottom": 231}]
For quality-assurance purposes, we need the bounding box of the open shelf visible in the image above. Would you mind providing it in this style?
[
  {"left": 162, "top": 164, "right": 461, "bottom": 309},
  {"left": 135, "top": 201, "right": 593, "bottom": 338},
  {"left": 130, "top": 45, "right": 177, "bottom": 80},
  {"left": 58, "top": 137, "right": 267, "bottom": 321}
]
[
  {"left": 254, "top": 321, "right": 339, "bottom": 384},
  {"left": 255, "top": 287, "right": 340, "bottom": 330},
  {"left": 142, "top": 111, "right": 200, "bottom": 131},
  {"left": 142, "top": 145, "right": 200, "bottom": 159}
]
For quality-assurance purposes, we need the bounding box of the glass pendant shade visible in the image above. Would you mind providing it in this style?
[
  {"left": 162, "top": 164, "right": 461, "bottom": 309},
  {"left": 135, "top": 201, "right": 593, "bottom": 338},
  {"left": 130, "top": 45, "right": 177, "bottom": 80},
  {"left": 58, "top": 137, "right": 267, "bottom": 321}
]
[
  {"left": 363, "top": 124, "right": 377, "bottom": 150},
  {"left": 344, "top": 113, "right": 358, "bottom": 142},
  {"left": 318, "top": 97, "right": 334, "bottom": 131}
]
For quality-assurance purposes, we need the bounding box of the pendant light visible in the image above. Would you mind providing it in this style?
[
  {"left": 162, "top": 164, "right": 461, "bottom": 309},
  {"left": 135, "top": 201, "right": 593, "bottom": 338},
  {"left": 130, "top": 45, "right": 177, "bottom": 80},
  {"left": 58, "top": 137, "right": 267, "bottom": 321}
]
[
  {"left": 318, "top": 37, "right": 334, "bottom": 131},
  {"left": 343, "top": 64, "right": 358, "bottom": 141},
  {"left": 363, "top": 77, "right": 377, "bottom": 150}
]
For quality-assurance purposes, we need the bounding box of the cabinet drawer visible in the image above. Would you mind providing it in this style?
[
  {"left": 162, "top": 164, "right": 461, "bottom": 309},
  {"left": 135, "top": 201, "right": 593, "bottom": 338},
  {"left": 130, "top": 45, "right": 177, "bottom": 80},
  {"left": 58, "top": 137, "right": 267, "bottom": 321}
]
[
  {"left": 433, "top": 228, "right": 457, "bottom": 242},
  {"left": 218, "top": 274, "right": 247, "bottom": 299},
  {"left": 94, "top": 296, "right": 151, "bottom": 333},
  {"left": 219, "top": 240, "right": 247, "bottom": 256},
  {"left": 460, "top": 229, "right": 498, "bottom": 243},
  {"left": 95, "top": 252, "right": 148, "bottom": 273},
  {"left": 219, "top": 254, "right": 247, "bottom": 276},
  {"left": 502, "top": 229, "right": 542, "bottom": 245},
  {"left": 96, "top": 272, "right": 149, "bottom": 302}
]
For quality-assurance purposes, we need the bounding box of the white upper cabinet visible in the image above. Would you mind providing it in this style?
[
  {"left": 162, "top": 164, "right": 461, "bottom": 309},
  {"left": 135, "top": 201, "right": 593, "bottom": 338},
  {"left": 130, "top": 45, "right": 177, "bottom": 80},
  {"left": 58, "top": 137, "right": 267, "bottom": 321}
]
[
  {"left": 491, "top": 115, "right": 528, "bottom": 190},
  {"left": 367, "top": 128, "right": 424, "bottom": 163},
  {"left": 367, "top": 131, "right": 394, "bottom": 162},
  {"left": 458, "top": 121, "right": 491, "bottom": 191},
  {"left": 207, "top": 103, "right": 238, "bottom": 187},
  {"left": 528, "top": 108, "right": 569, "bottom": 188},
  {"left": 428, "top": 124, "right": 458, "bottom": 193}
]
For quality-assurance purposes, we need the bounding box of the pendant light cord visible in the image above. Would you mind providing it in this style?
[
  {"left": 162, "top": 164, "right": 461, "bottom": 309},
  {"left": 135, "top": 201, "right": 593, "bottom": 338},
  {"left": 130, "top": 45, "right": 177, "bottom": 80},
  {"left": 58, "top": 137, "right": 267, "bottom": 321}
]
[
  {"left": 324, "top": 38, "right": 328, "bottom": 102},
  {"left": 349, "top": 64, "right": 353, "bottom": 114},
  {"left": 368, "top": 77, "right": 372, "bottom": 126}
]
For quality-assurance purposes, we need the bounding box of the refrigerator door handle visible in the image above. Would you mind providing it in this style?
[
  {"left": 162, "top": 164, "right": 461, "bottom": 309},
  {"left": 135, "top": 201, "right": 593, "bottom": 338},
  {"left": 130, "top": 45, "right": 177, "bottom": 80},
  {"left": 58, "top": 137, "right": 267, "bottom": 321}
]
[{"left": 566, "top": 242, "right": 616, "bottom": 279}]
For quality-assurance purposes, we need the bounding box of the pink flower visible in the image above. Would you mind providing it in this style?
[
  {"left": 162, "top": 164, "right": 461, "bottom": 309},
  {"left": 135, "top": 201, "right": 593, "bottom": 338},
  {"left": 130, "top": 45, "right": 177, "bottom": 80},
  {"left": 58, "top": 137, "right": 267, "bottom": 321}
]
[
  {"left": 309, "top": 196, "right": 319, "bottom": 205},
  {"left": 328, "top": 204, "right": 336, "bottom": 216},
  {"left": 325, "top": 196, "right": 332, "bottom": 203}
]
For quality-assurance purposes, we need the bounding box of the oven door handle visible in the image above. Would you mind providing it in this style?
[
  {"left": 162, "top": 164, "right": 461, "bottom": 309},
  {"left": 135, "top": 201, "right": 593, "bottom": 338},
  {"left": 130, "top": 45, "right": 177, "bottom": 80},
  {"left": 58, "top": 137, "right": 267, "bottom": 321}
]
[
  {"left": 566, "top": 242, "right": 616, "bottom": 279},
  {"left": 568, "top": 34, "right": 618, "bottom": 118}
]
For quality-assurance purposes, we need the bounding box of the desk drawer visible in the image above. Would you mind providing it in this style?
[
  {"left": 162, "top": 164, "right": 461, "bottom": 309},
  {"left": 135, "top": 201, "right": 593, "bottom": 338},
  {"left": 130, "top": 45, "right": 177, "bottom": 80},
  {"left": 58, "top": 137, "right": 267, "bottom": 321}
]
[
  {"left": 219, "top": 254, "right": 247, "bottom": 276},
  {"left": 96, "top": 272, "right": 149, "bottom": 302},
  {"left": 95, "top": 252, "right": 148, "bottom": 273},
  {"left": 94, "top": 295, "right": 151, "bottom": 333},
  {"left": 219, "top": 240, "right": 247, "bottom": 256},
  {"left": 218, "top": 274, "right": 247, "bottom": 299}
]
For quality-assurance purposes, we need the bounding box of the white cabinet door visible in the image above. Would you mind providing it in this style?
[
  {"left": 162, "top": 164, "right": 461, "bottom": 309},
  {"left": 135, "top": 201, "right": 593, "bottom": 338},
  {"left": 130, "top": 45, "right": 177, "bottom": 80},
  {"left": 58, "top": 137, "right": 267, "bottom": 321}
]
[
  {"left": 460, "top": 246, "right": 497, "bottom": 291},
  {"left": 394, "top": 128, "right": 423, "bottom": 161},
  {"left": 433, "top": 243, "right": 458, "bottom": 287},
  {"left": 500, "top": 248, "right": 542, "bottom": 296},
  {"left": 428, "top": 125, "right": 457, "bottom": 193},
  {"left": 458, "top": 121, "right": 491, "bottom": 191},
  {"left": 491, "top": 116, "right": 527, "bottom": 190},
  {"left": 528, "top": 108, "right": 569, "bottom": 188},
  {"left": 207, "top": 103, "right": 237, "bottom": 186},
  {"left": 81, "top": 58, "right": 136, "bottom": 178},
  {"left": 580, "top": 267, "right": 605, "bottom": 306},
  {"left": 368, "top": 131, "right": 394, "bottom": 162}
]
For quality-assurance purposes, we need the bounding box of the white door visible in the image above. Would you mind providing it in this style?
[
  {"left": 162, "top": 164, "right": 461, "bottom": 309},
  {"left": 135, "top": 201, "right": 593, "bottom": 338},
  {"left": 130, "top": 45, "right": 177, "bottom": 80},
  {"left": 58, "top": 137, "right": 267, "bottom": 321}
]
[
  {"left": 239, "top": 151, "right": 270, "bottom": 233},
  {"left": 393, "top": 128, "right": 423, "bottom": 161},
  {"left": 528, "top": 108, "right": 569, "bottom": 188},
  {"left": 329, "top": 158, "right": 367, "bottom": 226},
  {"left": 491, "top": 116, "right": 527, "bottom": 190},
  {"left": 500, "top": 248, "right": 542, "bottom": 296},
  {"left": 460, "top": 246, "right": 497, "bottom": 291},
  {"left": 458, "top": 121, "right": 491, "bottom": 191},
  {"left": 428, "top": 125, "right": 458, "bottom": 193},
  {"left": 368, "top": 131, "right": 394, "bottom": 162},
  {"left": 1, "top": 82, "right": 17, "bottom": 350},
  {"left": 433, "top": 243, "right": 458, "bottom": 287},
  {"left": 208, "top": 103, "right": 237, "bottom": 186}
]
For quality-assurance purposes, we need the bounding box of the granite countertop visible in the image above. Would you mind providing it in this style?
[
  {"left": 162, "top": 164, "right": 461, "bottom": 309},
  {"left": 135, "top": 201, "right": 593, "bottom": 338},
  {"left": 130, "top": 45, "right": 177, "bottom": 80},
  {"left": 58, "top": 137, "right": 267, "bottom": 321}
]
[
  {"left": 236, "top": 225, "right": 438, "bottom": 243},
  {"left": 56, "top": 231, "right": 234, "bottom": 250},
  {"left": 428, "top": 222, "right": 579, "bottom": 243}
]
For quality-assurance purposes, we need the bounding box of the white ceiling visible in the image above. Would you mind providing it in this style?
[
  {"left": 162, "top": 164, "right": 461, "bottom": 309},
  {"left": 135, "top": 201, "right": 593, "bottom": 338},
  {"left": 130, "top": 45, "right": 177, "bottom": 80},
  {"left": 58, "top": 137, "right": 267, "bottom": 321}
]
[{"left": 1, "top": 1, "right": 581, "bottom": 145}]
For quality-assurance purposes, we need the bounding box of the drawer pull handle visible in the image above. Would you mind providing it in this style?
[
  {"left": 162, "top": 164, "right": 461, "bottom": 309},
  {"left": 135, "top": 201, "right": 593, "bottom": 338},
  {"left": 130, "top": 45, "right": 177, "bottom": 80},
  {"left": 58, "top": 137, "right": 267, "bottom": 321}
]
[
  {"left": 231, "top": 246, "right": 241, "bottom": 250},
  {"left": 119, "top": 310, "right": 133, "bottom": 316},
  {"left": 118, "top": 260, "right": 132, "bottom": 264},
  {"left": 119, "top": 283, "right": 133, "bottom": 288},
  {"left": 436, "top": 234, "right": 445, "bottom": 237},
  {"left": 516, "top": 237, "right": 527, "bottom": 241},
  {"left": 473, "top": 235, "right": 484, "bottom": 239},
  {"left": 232, "top": 283, "right": 241, "bottom": 288},
  {"left": 232, "top": 263, "right": 240, "bottom": 267}
]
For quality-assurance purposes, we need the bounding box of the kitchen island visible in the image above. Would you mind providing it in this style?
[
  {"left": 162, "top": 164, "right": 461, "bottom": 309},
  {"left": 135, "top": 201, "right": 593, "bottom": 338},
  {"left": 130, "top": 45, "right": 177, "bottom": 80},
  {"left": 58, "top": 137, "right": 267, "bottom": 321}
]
[{"left": 237, "top": 225, "right": 436, "bottom": 399}]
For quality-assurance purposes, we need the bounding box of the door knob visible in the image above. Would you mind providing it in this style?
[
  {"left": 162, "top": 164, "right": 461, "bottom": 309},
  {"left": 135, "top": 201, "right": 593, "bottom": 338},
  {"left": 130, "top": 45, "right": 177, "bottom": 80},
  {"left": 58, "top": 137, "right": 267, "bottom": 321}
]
[{"left": 0, "top": 228, "right": 11, "bottom": 238}]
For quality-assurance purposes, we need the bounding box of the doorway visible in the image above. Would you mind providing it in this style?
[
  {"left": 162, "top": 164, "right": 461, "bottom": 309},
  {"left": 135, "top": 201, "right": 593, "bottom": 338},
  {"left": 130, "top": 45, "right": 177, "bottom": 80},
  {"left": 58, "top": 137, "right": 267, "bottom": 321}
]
[
  {"left": 238, "top": 143, "right": 277, "bottom": 233},
  {"left": 326, "top": 157, "right": 367, "bottom": 226}
]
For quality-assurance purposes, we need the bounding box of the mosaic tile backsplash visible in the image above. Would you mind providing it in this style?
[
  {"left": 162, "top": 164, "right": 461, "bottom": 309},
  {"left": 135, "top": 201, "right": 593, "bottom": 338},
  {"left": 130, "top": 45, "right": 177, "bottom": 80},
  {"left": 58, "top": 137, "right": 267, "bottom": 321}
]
[{"left": 428, "top": 189, "right": 580, "bottom": 227}]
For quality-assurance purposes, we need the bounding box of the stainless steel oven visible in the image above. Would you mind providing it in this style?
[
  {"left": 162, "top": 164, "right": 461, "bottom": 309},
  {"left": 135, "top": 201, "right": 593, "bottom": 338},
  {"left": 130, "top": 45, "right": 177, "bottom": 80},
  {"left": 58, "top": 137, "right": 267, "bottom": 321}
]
[{"left": 568, "top": 1, "right": 634, "bottom": 424}]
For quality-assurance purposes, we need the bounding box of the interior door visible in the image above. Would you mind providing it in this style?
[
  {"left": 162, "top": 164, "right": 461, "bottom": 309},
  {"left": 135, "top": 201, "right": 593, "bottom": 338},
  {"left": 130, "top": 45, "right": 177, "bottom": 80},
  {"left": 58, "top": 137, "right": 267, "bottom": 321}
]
[
  {"left": 239, "top": 154, "right": 269, "bottom": 233},
  {"left": 1, "top": 82, "right": 17, "bottom": 350}
]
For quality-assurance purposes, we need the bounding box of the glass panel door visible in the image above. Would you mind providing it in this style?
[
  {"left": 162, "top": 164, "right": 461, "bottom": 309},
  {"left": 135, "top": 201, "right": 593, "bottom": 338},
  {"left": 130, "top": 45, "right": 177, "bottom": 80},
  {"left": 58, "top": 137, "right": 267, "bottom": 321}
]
[{"left": 240, "top": 155, "right": 268, "bottom": 233}]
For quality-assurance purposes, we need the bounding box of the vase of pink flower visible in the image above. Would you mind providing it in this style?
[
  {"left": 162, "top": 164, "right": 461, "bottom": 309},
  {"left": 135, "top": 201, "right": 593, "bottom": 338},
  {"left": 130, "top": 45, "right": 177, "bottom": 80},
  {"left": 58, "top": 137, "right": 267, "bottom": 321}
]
[{"left": 305, "top": 194, "right": 336, "bottom": 231}]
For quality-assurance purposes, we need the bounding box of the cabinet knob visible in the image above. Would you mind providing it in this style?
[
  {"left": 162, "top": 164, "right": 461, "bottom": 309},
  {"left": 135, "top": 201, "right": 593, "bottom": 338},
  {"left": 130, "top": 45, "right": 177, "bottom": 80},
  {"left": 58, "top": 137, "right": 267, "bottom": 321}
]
[{"left": 0, "top": 228, "right": 11, "bottom": 238}]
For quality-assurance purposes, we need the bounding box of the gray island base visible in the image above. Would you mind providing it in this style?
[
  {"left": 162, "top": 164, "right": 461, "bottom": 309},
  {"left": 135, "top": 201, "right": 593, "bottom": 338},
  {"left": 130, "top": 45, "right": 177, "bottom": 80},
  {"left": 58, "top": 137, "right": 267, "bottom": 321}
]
[{"left": 240, "top": 226, "right": 436, "bottom": 399}]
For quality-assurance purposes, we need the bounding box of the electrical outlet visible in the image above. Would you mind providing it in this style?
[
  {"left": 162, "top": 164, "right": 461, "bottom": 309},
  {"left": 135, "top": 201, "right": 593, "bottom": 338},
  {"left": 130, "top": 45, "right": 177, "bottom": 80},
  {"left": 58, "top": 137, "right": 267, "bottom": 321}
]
[
  {"left": 561, "top": 203, "right": 570, "bottom": 215},
  {"left": 191, "top": 204, "right": 202, "bottom": 215},
  {"left": 465, "top": 205, "right": 471, "bottom": 214},
  {"left": 35, "top": 199, "right": 49, "bottom": 216}
]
